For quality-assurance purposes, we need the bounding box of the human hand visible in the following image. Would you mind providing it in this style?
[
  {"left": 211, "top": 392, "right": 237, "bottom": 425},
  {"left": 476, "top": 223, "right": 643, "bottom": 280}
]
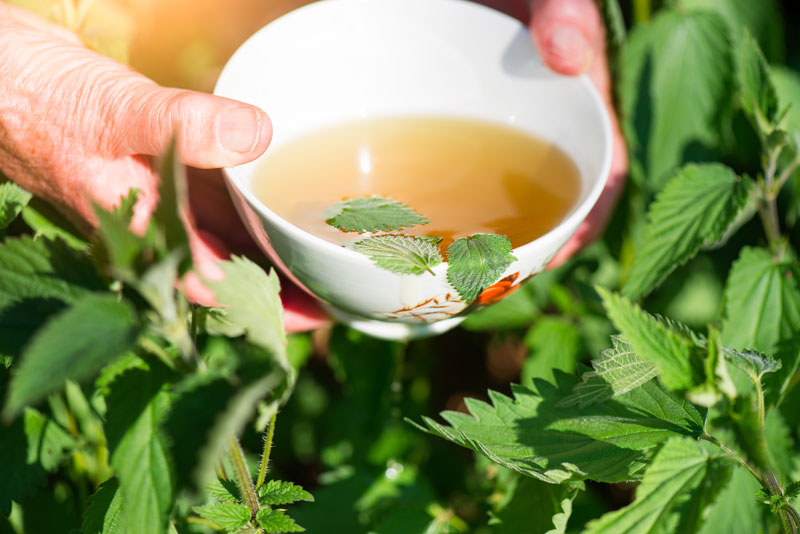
[
  {"left": 527, "top": 0, "right": 628, "bottom": 266},
  {"left": 0, "top": 3, "right": 327, "bottom": 332}
]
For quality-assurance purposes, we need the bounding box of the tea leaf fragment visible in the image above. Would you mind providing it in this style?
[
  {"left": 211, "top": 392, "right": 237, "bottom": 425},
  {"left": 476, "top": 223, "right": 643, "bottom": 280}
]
[
  {"left": 583, "top": 437, "right": 732, "bottom": 534},
  {"left": 353, "top": 235, "right": 442, "bottom": 275},
  {"left": 446, "top": 234, "right": 516, "bottom": 303},
  {"left": 623, "top": 164, "right": 753, "bottom": 300},
  {"left": 325, "top": 196, "right": 428, "bottom": 232}
]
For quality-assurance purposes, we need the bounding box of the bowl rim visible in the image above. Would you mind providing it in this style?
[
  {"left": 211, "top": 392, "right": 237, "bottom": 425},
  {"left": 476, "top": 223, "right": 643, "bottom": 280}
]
[{"left": 215, "top": 0, "right": 613, "bottom": 270}]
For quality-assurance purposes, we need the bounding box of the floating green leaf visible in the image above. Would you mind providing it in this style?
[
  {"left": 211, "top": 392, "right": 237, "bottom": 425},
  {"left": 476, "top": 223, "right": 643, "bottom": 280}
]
[
  {"left": 193, "top": 502, "right": 251, "bottom": 531},
  {"left": 599, "top": 288, "right": 702, "bottom": 391},
  {"left": 584, "top": 437, "right": 732, "bottom": 533},
  {"left": 4, "top": 294, "right": 141, "bottom": 417},
  {"left": 325, "top": 196, "right": 428, "bottom": 233},
  {"left": 259, "top": 480, "right": 314, "bottom": 506},
  {"left": 623, "top": 164, "right": 753, "bottom": 300},
  {"left": 0, "top": 182, "right": 32, "bottom": 230},
  {"left": 559, "top": 337, "right": 658, "bottom": 408},
  {"left": 353, "top": 235, "right": 442, "bottom": 275},
  {"left": 446, "top": 234, "right": 516, "bottom": 303},
  {"left": 257, "top": 508, "right": 304, "bottom": 533},
  {"left": 414, "top": 376, "right": 703, "bottom": 484}
]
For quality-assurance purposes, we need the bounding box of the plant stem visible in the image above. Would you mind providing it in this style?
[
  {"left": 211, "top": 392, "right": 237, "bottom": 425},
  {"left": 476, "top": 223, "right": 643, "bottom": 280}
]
[
  {"left": 759, "top": 146, "right": 785, "bottom": 256},
  {"left": 138, "top": 336, "right": 177, "bottom": 371},
  {"left": 256, "top": 410, "right": 277, "bottom": 491},
  {"left": 701, "top": 433, "right": 764, "bottom": 484},
  {"left": 633, "top": 0, "right": 651, "bottom": 23},
  {"left": 228, "top": 436, "right": 259, "bottom": 518},
  {"left": 765, "top": 472, "right": 800, "bottom": 534}
]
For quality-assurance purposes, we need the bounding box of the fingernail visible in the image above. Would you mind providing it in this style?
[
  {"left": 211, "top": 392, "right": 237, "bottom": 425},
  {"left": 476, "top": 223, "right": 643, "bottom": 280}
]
[
  {"left": 547, "top": 26, "right": 592, "bottom": 71},
  {"left": 219, "top": 107, "right": 261, "bottom": 153}
]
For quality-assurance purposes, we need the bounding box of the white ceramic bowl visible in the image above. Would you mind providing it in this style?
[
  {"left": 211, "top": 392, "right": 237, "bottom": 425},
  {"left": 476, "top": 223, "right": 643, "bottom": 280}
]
[{"left": 215, "top": 0, "right": 612, "bottom": 340}]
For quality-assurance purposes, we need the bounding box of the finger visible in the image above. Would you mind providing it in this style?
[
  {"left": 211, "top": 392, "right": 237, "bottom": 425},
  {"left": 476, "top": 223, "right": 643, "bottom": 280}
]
[
  {"left": 529, "top": 0, "right": 604, "bottom": 75},
  {"left": 111, "top": 81, "right": 272, "bottom": 169}
]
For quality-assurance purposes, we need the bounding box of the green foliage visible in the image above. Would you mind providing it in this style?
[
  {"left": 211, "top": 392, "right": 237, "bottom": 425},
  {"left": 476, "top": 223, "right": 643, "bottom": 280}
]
[
  {"left": 256, "top": 509, "right": 304, "bottom": 533},
  {"left": 738, "top": 31, "right": 780, "bottom": 132},
  {"left": 415, "top": 377, "right": 703, "bottom": 484},
  {"left": 193, "top": 502, "right": 251, "bottom": 531},
  {"left": 325, "top": 196, "right": 428, "bottom": 232},
  {"left": 258, "top": 480, "right": 314, "bottom": 506},
  {"left": 623, "top": 164, "right": 753, "bottom": 299},
  {"left": 0, "top": 182, "right": 31, "bottom": 230},
  {"left": 584, "top": 437, "right": 732, "bottom": 533},
  {"left": 353, "top": 235, "right": 443, "bottom": 275},
  {"left": 446, "top": 234, "right": 516, "bottom": 302}
]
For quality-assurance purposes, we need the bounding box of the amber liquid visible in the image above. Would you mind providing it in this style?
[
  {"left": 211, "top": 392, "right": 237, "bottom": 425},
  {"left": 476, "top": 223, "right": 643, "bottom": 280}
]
[{"left": 254, "top": 116, "right": 581, "bottom": 250}]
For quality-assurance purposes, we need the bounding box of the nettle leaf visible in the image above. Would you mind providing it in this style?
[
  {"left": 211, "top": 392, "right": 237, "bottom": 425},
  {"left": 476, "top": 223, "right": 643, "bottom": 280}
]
[
  {"left": 353, "top": 235, "right": 442, "bottom": 275},
  {"left": 23, "top": 408, "right": 75, "bottom": 471},
  {"left": 521, "top": 317, "right": 582, "bottom": 386},
  {"left": 4, "top": 294, "right": 141, "bottom": 417},
  {"left": 623, "top": 164, "right": 753, "bottom": 300},
  {"left": 721, "top": 247, "right": 800, "bottom": 355},
  {"left": 739, "top": 30, "right": 779, "bottom": 131},
  {"left": 722, "top": 347, "right": 781, "bottom": 379},
  {"left": 324, "top": 196, "right": 428, "bottom": 233},
  {"left": 446, "top": 234, "right": 516, "bottom": 303},
  {"left": 206, "top": 479, "right": 241, "bottom": 502},
  {"left": 620, "top": 10, "right": 733, "bottom": 189},
  {"left": 415, "top": 376, "right": 703, "bottom": 484},
  {"left": 258, "top": 480, "right": 314, "bottom": 506},
  {"left": 208, "top": 257, "right": 286, "bottom": 361},
  {"left": 81, "top": 479, "right": 125, "bottom": 534},
  {"left": 772, "top": 67, "right": 800, "bottom": 135},
  {"left": 94, "top": 201, "right": 146, "bottom": 277},
  {"left": 698, "top": 466, "right": 764, "bottom": 534},
  {"left": 153, "top": 143, "right": 190, "bottom": 255},
  {"left": 110, "top": 388, "right": 173, "bottom": 534},
  {"left": 558, "top": 337, "right": 658, "bottom": 408},
  {"left": 599, "top": 288, "right": 702, "bottom": 391},
  {"left": 584, "top": 437, "right": 732, "bottom": 534},
  {"left": 256, "top": 508, "right": 304, "bottom": 533},
  {"left": 0, "top": 182, "right": 32, "bottom": 229},
  {"left": 193, "top": 502, "right": 251, "bottom": 531},
  {"left": 490, "top": 477, "right": 581, "bottom": 534}
]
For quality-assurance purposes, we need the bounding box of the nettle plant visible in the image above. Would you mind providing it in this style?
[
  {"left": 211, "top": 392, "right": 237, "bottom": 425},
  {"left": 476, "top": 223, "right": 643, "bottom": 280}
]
[{"left": 2, "top": 1, "right": 800, "bottom": 534}]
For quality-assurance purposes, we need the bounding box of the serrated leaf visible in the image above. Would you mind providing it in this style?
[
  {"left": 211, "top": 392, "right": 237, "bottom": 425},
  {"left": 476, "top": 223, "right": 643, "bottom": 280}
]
[
  {"left": 258, "top": 480, "right": 314, "bottom": 506},
  {"left": 81, "top": 479, "right": 125, "bottom": 534},
  {"left": 256, "top": 508, "right": 304, "bottom": 533},
  {"left": 584, "top": 437, "right": 732, "bottom": 534},
  {"left": 490, "top": 477, "right": 580, "bottom": 534},
  {"left": 738, "top": 30, "right": 779, "bottom": 130},
  {"left": 153, "top": 144, "right": 190, "bottom": 254},
  {"left": 721, "top": 247, "right": 800, "bottom": 356},
  {"left": 721, "top": 347, "right": 781, "bottom": 379},
  {"left": 623, "top": 164, "right": 753, "bottom": 299},
  {"left": 599, "top": 288, "right": 701, "bottom": 391},
  {"left": 206, "top": 479, "right": 241, "bottom": 502},
  {"left": 446, "top": 234, "right": 516, "bottom": 303},
  {"left": 208, "top": 257, "right": 286, "bottom": 361},
  {"left": 111, "top": 387, "right": 173, "bottom": 534},
  {"left": 415, "top": 376, "right": 703, "bottom": 484},
  {"left": 698, "top": 466, "right": 764, "bottom": 534},
  {"left": 0, "top": 182, "right": 32, "bottom": 229},
  {"left": 353, "top": 235, "right": 442, "bottom": 275},
  {"left": 559, "top": 337, "right": 658, "bottom": 408},
  {"left": 5, "top": 294, "right": 141, "bottom": 417},
  {"left": 785, "top": 480, "right": 800, "bottom": 499},
  {"left": 93, "top": 202, "right": 146, "bottom": 277},
  {"left": 620, "top": 10, "right": 734, "bottom": 189},
  {"left": 193, "top": 502, "right": 251, "bottom": 531},
  {"left": 21, "top": 198, "right": 88, "bottom": 250},
  {"left": 325, "top": 196, "right": 428, "bottom": 233}
]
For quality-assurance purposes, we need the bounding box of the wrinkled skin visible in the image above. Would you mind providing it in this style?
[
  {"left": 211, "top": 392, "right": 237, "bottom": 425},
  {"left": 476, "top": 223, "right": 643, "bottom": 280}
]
[{"left": 0, "top": 0, "right": 626, "bottom": 332}]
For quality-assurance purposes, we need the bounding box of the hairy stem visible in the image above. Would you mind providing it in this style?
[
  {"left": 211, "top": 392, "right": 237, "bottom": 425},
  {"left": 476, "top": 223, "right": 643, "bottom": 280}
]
[
  {"left": 759, "top": 145, "right": 785, "bottom": 256},
  {"left": 701, "top": 433, "right": 763, "bottom": 485},
  {"left": 766, "top": 472, "right": 800, "bottom": 534},
  {"left": 256, "top": 410, "right": 278, "bottom": 491},
  {"left": 229, "top": 436, "right": 259, "bottom": 518}
]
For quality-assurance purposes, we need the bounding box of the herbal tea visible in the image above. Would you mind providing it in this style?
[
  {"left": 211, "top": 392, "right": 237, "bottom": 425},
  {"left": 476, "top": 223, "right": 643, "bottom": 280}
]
[{"left": 255, "top": 116, "right": 581, "bottom": 249}]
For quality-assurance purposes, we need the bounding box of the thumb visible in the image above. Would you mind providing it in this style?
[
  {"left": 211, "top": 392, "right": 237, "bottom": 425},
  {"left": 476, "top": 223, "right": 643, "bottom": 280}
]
[
  {"left": 529, "top": 0, "right": 604, "bottom": 76},
  {"left": 116, "top": 83, "right": 272, "bottom": 168}
]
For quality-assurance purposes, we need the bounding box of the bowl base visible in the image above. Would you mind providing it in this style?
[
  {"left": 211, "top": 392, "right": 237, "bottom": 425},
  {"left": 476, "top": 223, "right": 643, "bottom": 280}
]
[{"left": 321, "top": 304, "right": 465, "bottom": 341}]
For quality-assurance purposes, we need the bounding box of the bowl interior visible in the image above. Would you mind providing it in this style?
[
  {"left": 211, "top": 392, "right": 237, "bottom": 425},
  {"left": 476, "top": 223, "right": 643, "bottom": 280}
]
[{"left": 214, "top": 0, "right": 612, "bottom": 250}]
